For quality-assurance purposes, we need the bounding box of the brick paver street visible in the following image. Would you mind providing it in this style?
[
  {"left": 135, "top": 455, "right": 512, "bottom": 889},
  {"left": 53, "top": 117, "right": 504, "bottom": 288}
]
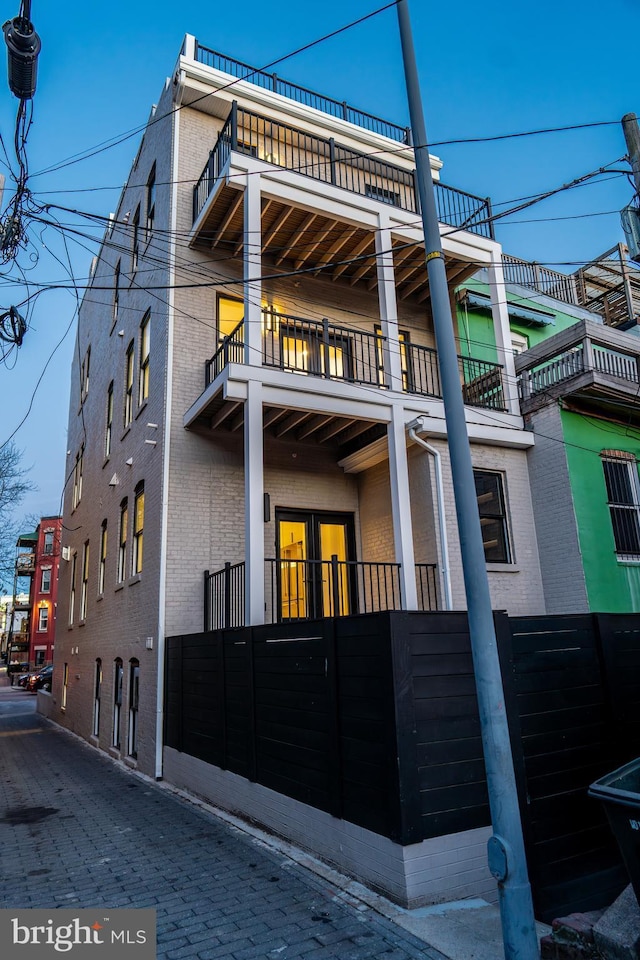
[{"left": 0, "top": 683, "right": 445, "bottom": 960}]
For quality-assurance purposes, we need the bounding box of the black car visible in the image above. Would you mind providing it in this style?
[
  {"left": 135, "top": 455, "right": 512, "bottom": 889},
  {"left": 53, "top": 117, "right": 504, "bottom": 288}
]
[{"left": 27, "top": 664, "right": 53, "bottom": 692}]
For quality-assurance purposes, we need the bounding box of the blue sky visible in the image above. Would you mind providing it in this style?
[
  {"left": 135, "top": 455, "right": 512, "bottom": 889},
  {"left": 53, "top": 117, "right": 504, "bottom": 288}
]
[{"left": 0, "top": 0, "right": 637, "bottom": 525}]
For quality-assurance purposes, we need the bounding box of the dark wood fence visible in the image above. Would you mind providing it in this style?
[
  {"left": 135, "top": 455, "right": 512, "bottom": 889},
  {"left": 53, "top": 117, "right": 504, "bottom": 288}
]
[{"left": 165, "top": 610, "right": 640, "bottom": 922}]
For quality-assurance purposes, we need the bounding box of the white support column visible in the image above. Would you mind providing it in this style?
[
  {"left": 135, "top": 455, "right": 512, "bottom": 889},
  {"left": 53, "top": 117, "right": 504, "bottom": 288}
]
[
  {"left": 244, "top": 379, "right": 265, "bottom": 625},
  {"left": 388, "top": 404, "right": 417, "bottom": 610},
  {"left": 243, "top": 172, "right": 262, "bottom": 368},
  {"left": 487, "top": 252, "right": 519, "bottom": 415},
  {"left": 376, "top": 215, "right": 403, "bottom": 393}
]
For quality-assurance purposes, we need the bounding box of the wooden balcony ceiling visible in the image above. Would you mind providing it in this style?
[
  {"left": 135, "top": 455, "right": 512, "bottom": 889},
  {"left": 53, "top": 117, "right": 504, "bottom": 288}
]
[
  {"left": 191, "top": 393, "right": 385, "bottom": 454},
  {"left": 197, "top": 185, "right": 477, "bottom": 303}
]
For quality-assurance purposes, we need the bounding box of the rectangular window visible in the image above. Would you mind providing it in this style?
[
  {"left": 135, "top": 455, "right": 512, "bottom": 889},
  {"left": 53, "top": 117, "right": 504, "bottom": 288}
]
[
  {"left": 41, "top": 568, "right": 51, "bottom": 593},
  {"left": 72, "top": 445, "right": 84, "bottom": 509},
  {"left": 118, "top": 499, "right": 128, "bottom": 583},
  {"left": 146, "top": 164, "right": 156, "bottom": 236},
  {"left": 69, "top": 552, "right": 77, "bottom": 625},
  {"left": 113, "top": 659, "right": 123, "bottom": 748},
  {"left": 473, "top": 470, "right": 511, "bottom": 563},
  {"left": 62, "top": 662, "right": 68, "bottom": 711},
  {"left": 365, "top": 183, "right": 400, "bottom": 206},
  {"left": 603, "top": 455, "right": 640, "bottom": 559},
  {"left": 43, "top": 531, "right": 54, "bottom": 555},
  {"left": 99, "top": 521, "right": 107, "bottom": 595},
  {"left": 80, "top": 346, "right": 91, "bottom": 402},
  {"left": 93, "top": 659, "right": 102, "bottom": 737},
  {"left": 105, "top": 381, "right": 114, "bottom": 458},
  {"left": 218, "top": 295, "right": 244, "bottom": 341},
  {"left": 37, "top": 606, "right": 48, "bottom": 631},
  {"left": 128, "top": 660, "right": 140, "bottom": 758},
  {"left": 112, "top": 260, "right": 120, "bottom": 331},
  {"left": 132, "top": 483, "right": 144, "bottom": 575},
  {"left": 124, "top": 341, "right": 134, "bottom": 428},
  {"left": 139, "top": 311, "right": 150, "bottom": 404},
  {"left": 132, "top": 204, "right": 140, "bottom": 272},
  {"left": 80, "top": 541, "right": 90, "bottom": 620}
]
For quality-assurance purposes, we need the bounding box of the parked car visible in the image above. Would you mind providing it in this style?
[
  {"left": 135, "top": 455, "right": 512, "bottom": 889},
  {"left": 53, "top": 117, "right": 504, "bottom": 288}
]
[
  {"left": 17, "top": 671, "right": 33, "bottom": 687},
  {"left": 27, "top": 665, "right": 53, "bottom": 692}
]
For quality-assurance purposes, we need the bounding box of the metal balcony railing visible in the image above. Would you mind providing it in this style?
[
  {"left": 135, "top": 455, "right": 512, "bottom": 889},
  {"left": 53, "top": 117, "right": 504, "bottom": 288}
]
[
  {"left": 194, "top": 43, "right": 411, "bottom": 144},
  {"left": 204, "top": 558, "right": 440, "bottom": 630},
  {"left": 501, "top": 254, "right": 579, "bottom": 306},
  {"left": 204, "top": 313, "right": 506, "bottom": 411},
  {"left": 193, "top": 104, "right": 494, "bottom": 239}
]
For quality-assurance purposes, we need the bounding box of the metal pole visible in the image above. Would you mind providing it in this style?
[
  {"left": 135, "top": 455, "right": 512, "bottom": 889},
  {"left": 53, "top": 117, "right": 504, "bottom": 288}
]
[
  {"left": 622, "top": 113, "right": 640, "bottom": 198},
  {"left": 395, "top": 4, "right": 539, "bottom": 958}
]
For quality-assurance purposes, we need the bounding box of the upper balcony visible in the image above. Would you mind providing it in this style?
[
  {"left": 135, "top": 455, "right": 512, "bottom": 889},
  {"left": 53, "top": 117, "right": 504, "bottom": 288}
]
[
  {"left": 515, "top": 319, "right": 640, "bottom": 420},
  {"left": 193, "top": 104, "right": 494, "bottom": 245}
]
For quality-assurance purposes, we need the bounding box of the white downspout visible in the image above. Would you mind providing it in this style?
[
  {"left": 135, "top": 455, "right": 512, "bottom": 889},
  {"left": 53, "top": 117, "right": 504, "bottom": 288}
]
[{"left": 407, "top": 419, "right": 452, "bottom": 611}]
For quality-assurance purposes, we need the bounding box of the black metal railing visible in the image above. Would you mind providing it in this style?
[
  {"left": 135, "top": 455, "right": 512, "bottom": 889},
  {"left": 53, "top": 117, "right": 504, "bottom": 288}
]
[
  {"left": 204, "top": 562, "right": 245, "bottom": 631},
  {"left": 206, "top": 320, "right": 245, "bottom": 386},
  {"left": 193, "top": 105, "right": 494, "bottom": 239},
  {"left": 405, "top": 341, "right": 506, "bottom": 410},
  {"left": 262, "top": 313, "right": 381, "bottom": 385},
  {"left": 416, "top": 563, "right": 439, "bottom": 612},
  {"left": 204, "top": 313, "right": 506, "bottom": 410},
  {"left": 194, "top": 43, "right": 411, "bottom": 144},
  {"left": 205, "top": 557, "right": 440, "bottom": 629}
]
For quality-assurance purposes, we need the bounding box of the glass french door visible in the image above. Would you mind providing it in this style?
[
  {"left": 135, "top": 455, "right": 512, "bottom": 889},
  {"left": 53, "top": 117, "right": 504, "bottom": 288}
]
[{"left": 276, "top": 510, "right": 356, "bottom": 620}]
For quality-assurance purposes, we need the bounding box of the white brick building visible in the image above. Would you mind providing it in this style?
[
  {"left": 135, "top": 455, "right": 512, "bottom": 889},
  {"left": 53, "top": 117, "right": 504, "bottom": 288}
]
[{"left": 51, "top": 37, "right": 547, "bottom": 906}]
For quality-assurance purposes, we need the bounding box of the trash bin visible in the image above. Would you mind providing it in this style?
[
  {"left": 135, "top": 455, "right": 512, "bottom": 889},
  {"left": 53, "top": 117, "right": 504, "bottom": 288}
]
[{"left": 589, "top": 758, "right": 640, "bottom": 905}]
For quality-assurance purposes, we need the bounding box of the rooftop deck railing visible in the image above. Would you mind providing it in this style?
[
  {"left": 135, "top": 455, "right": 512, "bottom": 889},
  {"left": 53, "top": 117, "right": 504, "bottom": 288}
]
[
  {"left": 193, "top": 105, "right": 494, "bottom": 239},
  {"left": 204, "top": 313, "right": 506, "bottom": 411},
  {"left": 501, "top": 254, "right": 579, "bottom": 306},
  {"left": 194, "top": 42, "right": 412, "bottom": 144},
  {"left": 204, "top": 559, "right": 440, "bottom": 630}
]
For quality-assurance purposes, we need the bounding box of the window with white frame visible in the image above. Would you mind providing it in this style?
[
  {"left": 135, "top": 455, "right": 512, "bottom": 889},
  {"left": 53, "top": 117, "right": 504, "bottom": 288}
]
[
  {"left": 146, "top": 163, "right": 156, "bottom": 237},
  {"left": 80, "top": 541, "right": 90, "bottom": 620},
  {"left": 132, "top": 204, "right": 140, "bottom": 272},
  {"left": 43, "top": 530, "right": 54, "bottom": 555},
  {"left": 80, "top": 346, "right": 91, "bottom": 402},
  {"left": 40, "top": 567, "right": 51, "bottom": 593},
  {"left": 99, "top": 520, "right": 107, "bottom": 595},
  {"left": 69, "top": 552, "right": 77, "bottom": 625},
  {"left": 72, "top": 445, "right": 84, "bottom": 509},
  {"left": 105, "top": 381, "right": 114, "bottom": 459},
  {"left": 93, "top": 658, "right": 102, "bottom": 737},
  {"left": 128, "top": 659, "right": 140, "bottom": 758},
  {"left": 473, "top": 469, "right": 512, "bottom": 563},
  {"left": 602, "top": 452, "right": 640, "bottom": 559},
  {"left": 37, "top": 605, "right": 48, "bottom": 631},
  {"left": 112, "top": 260, "right": 120, "bottom": 331},
  {"left": 113, "top": 658, "right": 123, "bottom": 748},
  {"left": 117, "top": 499, "right": 128, "bottom": 583},
  {"left": 138, "top": 311, "right": 150, "bottom": 405},
  {"left": 124, "top": 341, "right": 134, "bottom": 428},
  {"left": 132, "top": 482, "right": 144, "bottom": 575}
]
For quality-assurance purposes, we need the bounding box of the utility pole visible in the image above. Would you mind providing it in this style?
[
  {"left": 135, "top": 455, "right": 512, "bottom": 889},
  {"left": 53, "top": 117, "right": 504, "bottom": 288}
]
[
  {"left": 395, "top": 4, "right": 539, "bottom": 959},
  {"left": 622, "top": 113, "right": 640, "bottom": 199}
]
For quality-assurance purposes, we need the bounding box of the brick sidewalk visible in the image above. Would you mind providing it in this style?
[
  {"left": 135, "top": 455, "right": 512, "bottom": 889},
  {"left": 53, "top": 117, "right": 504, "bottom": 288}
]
[{"left": 0, "top": 699, "right": 446, "bottom": 960}]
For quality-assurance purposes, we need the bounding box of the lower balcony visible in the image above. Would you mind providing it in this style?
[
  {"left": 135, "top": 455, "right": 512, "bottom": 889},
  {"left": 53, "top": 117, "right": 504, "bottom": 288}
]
[
  {"left": 204, "top": 558, "right": 440, "bottom": 630},
  {"left": 205, "top": 313, "right": 506, "bottom": 412}
]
